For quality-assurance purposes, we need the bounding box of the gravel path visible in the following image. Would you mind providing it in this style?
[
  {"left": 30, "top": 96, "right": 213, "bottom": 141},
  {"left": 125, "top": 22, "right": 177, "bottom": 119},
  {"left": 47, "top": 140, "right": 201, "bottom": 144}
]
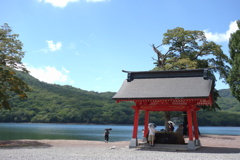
[{"left": 0, "top": 135, "right": 239, "bottom": 160}]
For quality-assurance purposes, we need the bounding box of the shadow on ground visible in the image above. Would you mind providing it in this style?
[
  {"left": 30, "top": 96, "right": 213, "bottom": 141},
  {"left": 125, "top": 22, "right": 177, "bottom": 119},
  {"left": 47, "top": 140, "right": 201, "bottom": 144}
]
[
  {"left": 0, "top": 140, "right": 52, "bottom": 149},
  {"left": 195, "top": 146, "right": 240, "bottom": 154},
  {"left": 138, "top": 146, "right": 240, "bottom": 154}
]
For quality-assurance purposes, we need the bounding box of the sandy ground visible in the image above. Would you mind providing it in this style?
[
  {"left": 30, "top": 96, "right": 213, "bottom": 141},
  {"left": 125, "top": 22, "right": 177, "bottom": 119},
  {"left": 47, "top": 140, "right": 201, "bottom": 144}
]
[{"left": 0, "top": 135, "right": 239, "bottom": 160}]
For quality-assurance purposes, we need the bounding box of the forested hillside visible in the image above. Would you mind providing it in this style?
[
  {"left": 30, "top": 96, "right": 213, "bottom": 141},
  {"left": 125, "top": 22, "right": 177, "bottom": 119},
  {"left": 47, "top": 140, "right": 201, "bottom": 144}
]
[
  {"left": 0, "top": 72, "right": 240, "bottom": 126},
  {"left": 217, "top": 89, "right": 240, "bottom": 112}
]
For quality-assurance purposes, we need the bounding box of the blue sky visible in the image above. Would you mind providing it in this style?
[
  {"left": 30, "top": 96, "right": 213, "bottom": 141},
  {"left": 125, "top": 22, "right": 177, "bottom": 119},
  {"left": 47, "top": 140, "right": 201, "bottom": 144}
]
[{"left": 1, "top": 0, "right": 239, "bottom": 92}]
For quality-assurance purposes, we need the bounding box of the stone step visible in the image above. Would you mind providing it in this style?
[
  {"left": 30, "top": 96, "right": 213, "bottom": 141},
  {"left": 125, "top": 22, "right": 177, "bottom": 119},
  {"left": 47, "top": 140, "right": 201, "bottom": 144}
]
[
  {"left": 138, "top": 143, "right": 201, "bottom": 151},
  {"left": 138, "top": 143, "right": 189, "bottom": 151}
]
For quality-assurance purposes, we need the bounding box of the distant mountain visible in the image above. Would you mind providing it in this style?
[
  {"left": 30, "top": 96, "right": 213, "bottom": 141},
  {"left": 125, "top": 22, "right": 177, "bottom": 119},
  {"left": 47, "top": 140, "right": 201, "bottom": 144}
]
[
  {"left": 1, "top": 71, "right": 133, "bottom": 124},
  {"left": 218, "top": 89, "right": 235, "bottom": 98},
  {"left": 0, "top": 72, "right": 239, "bottom": 126},
  {"left": 217, "top": 89, "right": 240, "bottom": 112}
]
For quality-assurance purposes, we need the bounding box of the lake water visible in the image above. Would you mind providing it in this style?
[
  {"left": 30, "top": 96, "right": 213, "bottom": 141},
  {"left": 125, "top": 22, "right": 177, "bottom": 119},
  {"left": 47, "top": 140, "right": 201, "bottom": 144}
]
[{"left": 0, "top": 123, "right": 239, "bottom": 142}]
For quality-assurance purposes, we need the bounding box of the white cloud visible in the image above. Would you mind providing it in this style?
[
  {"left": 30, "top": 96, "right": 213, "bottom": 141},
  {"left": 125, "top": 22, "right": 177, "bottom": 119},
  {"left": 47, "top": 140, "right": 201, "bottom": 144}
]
[
  {"left": 86, "top": 0, "right": 110, "bottom": 2},
  {"left": 46, "top": 40, "right": 62, "bottom": 52},
  {"left": 38, "top": 0, "right": 79, "bottom": 8},
  {"left": 204, "top": 20, "right": 238, "bottom": 43},
  {"left": 37, "top": 0, "right": 109, "bottom": 7},
  {"left": 26, "top": 64, "right": 74, "bottom": 85}
]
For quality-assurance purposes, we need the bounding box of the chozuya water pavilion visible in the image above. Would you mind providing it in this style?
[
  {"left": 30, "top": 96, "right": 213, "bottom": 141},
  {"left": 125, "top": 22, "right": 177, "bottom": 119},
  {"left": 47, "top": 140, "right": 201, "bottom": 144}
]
[{"left": 113, "top": 69, "right": 213, "bottom": 150}]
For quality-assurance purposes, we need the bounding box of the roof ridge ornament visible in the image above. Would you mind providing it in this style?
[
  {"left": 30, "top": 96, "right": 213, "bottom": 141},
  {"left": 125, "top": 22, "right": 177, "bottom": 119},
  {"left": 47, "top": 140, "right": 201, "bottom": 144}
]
[
  {"left": 122, "top": 68, "right": 214, "bottom": 82},
  {"left": 122, "top": 70, "right": 133, "bottom": 82}
]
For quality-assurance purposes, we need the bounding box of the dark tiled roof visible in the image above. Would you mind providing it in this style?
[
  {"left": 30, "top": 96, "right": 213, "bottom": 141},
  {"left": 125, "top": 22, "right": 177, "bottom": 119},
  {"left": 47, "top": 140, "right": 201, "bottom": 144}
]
[{"left": 113, "top": 69, "right": 213, "bottom": 100}]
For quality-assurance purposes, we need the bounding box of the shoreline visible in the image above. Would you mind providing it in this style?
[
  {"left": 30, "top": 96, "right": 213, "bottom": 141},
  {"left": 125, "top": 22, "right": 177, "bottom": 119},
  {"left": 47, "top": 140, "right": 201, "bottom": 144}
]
[
  {"left": 1, "top": 122, "right": 240, "bottom": 127},
  {"left": 1, "top": 134, "right": 240, "bottom": 148},
  {"left": 0, "top": 135, "right": 239, "bottom": 160}
]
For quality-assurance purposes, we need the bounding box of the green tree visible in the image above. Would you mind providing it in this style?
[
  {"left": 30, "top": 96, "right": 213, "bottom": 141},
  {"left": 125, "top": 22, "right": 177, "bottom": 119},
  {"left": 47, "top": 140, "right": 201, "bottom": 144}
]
[
  {"left": 81, "top": 108, "right": 97, "bottom": 124},
  {"left": 152, "top": 27, "right": 229, "bottom": 76},
  {"left": 0, "top": 23, "right": 30, "bottom": 109},
  {"left": 151, "top": 27, "right": 230, "bottom": 129},
  {"left": 228, "top": 20, "right": 240, "bottom": 102}
]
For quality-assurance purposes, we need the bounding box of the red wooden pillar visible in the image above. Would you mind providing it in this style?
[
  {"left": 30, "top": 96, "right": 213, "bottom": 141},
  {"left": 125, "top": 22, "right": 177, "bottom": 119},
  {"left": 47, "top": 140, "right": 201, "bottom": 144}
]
[
  {"left": 144, "top": 111, "right": 149, "bottom": 138},
  {"left": 187, "top": 108, "right": 193, "bottom": 141},
  {"left": 193, "top": 110, "right": 199, "bottom": 140},
  {"left": 129, "top": 106, "right": 140, "bottom": 148},
  {"left": 132, "top": 107, "right": 139, "bottom": 139}
]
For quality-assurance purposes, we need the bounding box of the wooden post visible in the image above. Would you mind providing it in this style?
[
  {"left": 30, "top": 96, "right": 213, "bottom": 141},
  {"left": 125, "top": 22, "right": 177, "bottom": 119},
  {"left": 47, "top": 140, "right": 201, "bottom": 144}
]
[
  {"left": 129, "top": 106, "right": 139, "bottom": 148},
  {"left": 132, "top": 107, "right": 139, "bottom": 139},
  {"left": 193, "top": 109, "right": 201, "bottom": 146},
  {"left": 187, "top": 108, "right": 196, "bottom": 150},
  {"left": 187, "top": 108, "right": 193, "bottom": 141},
  {"left": 193, "top": 110, "right": 199, "bottom": 139}
]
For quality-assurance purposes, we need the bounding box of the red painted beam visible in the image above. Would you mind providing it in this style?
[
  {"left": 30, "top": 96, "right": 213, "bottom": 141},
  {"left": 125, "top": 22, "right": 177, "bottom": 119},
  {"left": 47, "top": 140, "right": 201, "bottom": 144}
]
[
  {"left": 136, "top": 105, "right": 199, "bottom": 112},
  {"left": 116, "top": 97, "right": 213, "bottom": 107}
]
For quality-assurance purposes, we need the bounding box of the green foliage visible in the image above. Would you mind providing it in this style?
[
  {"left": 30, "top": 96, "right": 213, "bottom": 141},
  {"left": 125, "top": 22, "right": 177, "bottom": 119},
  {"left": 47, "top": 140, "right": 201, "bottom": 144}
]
[
  {"left": 228, "top": 20, "right": 240, "bottom": 102},
  {"left": 0, "top": 23, "right": 30, "bottom": 109},
  {"left": 0, "top": 72, "right": 134, "bottom": 124},
  {"left": 217, "top": 89, "right": 240, "bottom": 112},
  {"left": 198, "top": 110, "right": 240, "bottom": 126},
  {"left": 0, "top": 72, "right": 239, "bottom": 126},
  {"left": 152, "top": 27, "right": 230, "bottom": 80},
  {"left": 197, "top": 89, "right": 240, "bottom": 126}
]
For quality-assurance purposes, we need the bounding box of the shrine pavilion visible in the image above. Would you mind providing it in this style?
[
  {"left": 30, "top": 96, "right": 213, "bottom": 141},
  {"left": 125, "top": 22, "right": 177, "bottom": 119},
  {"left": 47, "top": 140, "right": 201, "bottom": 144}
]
[{"left": 113, "top": 69, "right": 214, "bottom": 150}]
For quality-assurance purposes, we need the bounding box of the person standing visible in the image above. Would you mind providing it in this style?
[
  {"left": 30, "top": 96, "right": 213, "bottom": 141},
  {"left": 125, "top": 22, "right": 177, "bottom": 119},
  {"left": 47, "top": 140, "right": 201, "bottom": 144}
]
[
  {"left": 176, "top": 124, "right": 183, "bottom": 136},
  {"left": 148, "top": 123, "right": 157, "bottom": 147},
  {"left": 104, "top": 129, "right": 110, "bottom": 143},
  {"left": 169, "top": 123, "right": 175, "bottom": 132}
]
